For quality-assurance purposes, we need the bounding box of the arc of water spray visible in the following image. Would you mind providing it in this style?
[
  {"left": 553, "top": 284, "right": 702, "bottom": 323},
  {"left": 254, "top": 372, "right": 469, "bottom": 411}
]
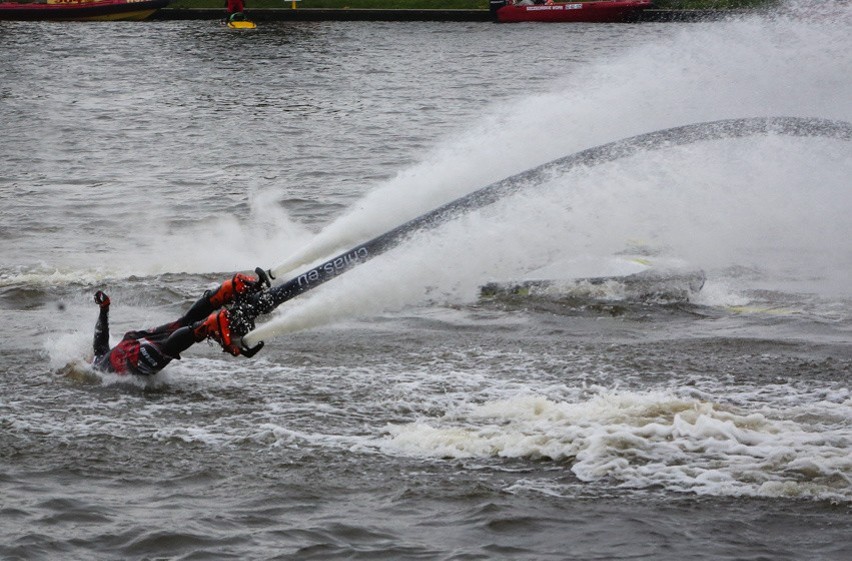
[
  {"left": 269, "top": 116, "right": 852, "bottom": 279},
  {"left": 234, "top": 117, "right": 851, "bottom": 351}
]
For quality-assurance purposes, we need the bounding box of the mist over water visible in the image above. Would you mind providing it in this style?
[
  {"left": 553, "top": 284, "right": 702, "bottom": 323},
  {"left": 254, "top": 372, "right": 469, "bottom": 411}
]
[{"left": 253, "top": 2, "right": 852, "bottom": 340}]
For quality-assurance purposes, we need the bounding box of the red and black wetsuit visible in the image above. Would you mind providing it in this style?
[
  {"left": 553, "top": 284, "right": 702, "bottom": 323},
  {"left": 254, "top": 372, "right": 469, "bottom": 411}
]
[
  {"left": 92, "top": 293, "right": 216, "bottom": 376},
  {"left": 91, "top": 273, "right": 256, "bottom": 375}
]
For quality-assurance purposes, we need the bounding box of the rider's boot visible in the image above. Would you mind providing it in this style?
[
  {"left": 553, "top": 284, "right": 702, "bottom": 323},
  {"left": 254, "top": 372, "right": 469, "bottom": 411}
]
[
  {"left": 193, "top": 309, "right": 240, "bottom": 356},
  {"left": 208, "top": 273, "right": 259, "bottom": 308}
]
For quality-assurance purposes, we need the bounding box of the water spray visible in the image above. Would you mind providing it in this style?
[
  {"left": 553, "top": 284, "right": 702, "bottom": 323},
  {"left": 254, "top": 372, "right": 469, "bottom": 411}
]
[{"left": 225, "top": 117, "right": 852, "bottom": 354}]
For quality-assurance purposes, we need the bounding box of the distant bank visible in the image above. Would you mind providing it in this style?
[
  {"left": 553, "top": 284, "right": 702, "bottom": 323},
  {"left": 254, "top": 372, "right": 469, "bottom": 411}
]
[{"left": 152, "top": 8, "right": 751, "bottom": 22}]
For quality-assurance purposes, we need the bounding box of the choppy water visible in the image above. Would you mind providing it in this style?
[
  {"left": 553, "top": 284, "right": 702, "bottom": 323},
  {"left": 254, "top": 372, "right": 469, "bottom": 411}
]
[{"left": 2, "top": 3, "right": 851, "bottom": 560}]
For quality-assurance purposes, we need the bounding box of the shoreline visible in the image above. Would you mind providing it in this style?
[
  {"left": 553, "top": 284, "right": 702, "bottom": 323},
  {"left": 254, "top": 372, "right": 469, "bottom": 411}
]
[{"left": 152, "top": 8, "right": 751, "bottom": 22}]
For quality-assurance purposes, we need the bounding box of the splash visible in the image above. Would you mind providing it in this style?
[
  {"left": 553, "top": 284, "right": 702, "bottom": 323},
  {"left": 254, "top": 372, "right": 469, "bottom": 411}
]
[
  {"left": 270, "top": 1, "right": 850, "bottom": 272},
  {"left": 244, "top": 116, "right": 850, "bottom": 344},
  {"left": 246, "top": 1, "right": 852, "bottom": 341},
  {"left": 381, "top": 390, "right": 852, "bottom": 502}
]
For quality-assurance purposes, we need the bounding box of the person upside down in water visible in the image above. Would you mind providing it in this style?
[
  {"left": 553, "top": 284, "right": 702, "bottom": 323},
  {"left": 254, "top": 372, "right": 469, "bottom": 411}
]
[{"left": 91, "top": 273, "right": 261, "bottom": 376}]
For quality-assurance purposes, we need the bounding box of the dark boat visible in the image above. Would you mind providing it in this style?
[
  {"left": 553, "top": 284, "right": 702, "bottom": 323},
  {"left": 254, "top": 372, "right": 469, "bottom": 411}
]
[
  {"left": 0, "top": 0, "right": 169, "bottom": 21},
  {"left": 490, "top": 0, "right": 652, "bottom": 23}
]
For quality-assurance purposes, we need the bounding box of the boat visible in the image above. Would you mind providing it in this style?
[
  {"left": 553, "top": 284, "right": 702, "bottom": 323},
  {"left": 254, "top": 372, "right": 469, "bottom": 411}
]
[
  {"left": 489, "top": 0, "right": 652, "bottom": 23},
  {"left": 0, "top": 0, "right": 169, "bottom": 21}
]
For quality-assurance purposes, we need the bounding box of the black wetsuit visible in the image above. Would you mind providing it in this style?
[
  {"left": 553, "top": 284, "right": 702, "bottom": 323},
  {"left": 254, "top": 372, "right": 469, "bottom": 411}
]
[{"left": 92, "top": 294, "right": 215, "bottom": 376}]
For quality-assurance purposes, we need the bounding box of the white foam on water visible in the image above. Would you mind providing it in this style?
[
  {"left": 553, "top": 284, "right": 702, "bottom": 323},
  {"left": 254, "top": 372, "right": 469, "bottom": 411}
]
[
  {"left": 29, "top": 334, "right": 852, "bottom": 505},
  {"left": 692, "top": 280, "right": 752, "bottom": 309},
  {"left": 380, "top": 390, "right": 852, "bottom": 503},
  {"left": 0, "top": 266, "right": 120, "bottom": 289}
]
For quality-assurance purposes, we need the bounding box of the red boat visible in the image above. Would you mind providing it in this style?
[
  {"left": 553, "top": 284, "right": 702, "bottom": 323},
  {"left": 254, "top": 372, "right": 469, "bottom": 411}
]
[
  {"left": 0, "top": 0, "right": 169, "bottom": 21},
  {"left": 490, "top": 0, "right": 652, "bottom": 23}
]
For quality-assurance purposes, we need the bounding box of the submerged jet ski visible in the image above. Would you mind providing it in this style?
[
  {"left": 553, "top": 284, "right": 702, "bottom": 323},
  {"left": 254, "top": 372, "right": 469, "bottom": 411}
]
[{"left": 481, "top": 253, "right": 705, "bottom": 304}]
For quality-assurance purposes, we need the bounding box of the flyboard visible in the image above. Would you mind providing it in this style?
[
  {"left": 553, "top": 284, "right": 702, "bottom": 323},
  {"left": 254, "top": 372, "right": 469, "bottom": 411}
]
[{"left": 223, "top": 117, "right": 852, "bottom": 356}]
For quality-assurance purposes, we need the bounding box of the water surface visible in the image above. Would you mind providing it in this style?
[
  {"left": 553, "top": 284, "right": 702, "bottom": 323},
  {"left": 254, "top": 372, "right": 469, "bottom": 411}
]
[{"left": 1, "top": 6, "right": 851, "bottom": 560}]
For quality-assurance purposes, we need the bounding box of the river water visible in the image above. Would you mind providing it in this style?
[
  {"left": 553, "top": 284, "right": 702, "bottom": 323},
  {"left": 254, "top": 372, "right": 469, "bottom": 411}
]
[{"left": 1, "top": 2, "right": 851, "bottom": 559}]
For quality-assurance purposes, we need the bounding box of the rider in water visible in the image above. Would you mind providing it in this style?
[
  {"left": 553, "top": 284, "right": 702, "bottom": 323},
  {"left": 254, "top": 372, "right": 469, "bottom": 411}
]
[{"left": 91, "top": 273, "right": 261, "bottom": 376}]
